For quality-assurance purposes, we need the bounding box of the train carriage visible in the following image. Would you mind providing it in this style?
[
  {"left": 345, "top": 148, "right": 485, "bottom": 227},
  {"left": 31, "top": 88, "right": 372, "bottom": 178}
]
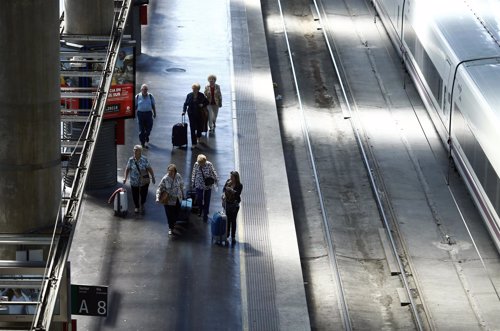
[{"left": 372, "top": 0, "right": 500, "bottom": 250}]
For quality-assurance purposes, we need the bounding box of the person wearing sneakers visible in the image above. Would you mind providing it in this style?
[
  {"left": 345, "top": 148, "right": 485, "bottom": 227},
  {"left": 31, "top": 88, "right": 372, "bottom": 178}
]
[
  {"left": 182, "top": 83, "right": 209, "bottom": 149},
  {"left": 191, "top": 154, "right": 218, "bottom": 222},
  {"left": 123, "top": 145, "right": 156, "bottom": 214},
  {"left": 156, "top": 164, "right": 184, "bottom": 236},
  {"left": 204, "top": 74, "right": 222, "bottom": 132},
  {"left": 135, "top": 84, "right": 156, "bottom": 149}
]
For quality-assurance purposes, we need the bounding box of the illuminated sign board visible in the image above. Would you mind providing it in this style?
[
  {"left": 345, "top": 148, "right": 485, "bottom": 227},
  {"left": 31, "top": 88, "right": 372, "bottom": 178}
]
[{"left": 60, "top": 46, "right": 136, "bottom": 120}]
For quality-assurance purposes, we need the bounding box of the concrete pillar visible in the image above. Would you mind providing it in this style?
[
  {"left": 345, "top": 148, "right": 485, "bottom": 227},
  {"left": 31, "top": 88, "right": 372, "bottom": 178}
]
[
  {"left": 0, "top": 1, "right": 60, "bottom": 239},
  {"left": 64, "top": 0, "right": 114, "bottom": 35}
]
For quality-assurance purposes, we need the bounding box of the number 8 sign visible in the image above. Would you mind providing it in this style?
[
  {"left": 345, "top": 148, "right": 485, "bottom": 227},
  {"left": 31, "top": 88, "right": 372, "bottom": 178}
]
[{"left": 71, "top": 285, "right": 108, "bottom": 317}]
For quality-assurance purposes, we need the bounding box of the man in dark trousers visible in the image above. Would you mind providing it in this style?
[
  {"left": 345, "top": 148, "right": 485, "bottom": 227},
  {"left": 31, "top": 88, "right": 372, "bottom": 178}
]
[
  {"left": 182, "top": 83, "right": 208, "bottom": 149},
  {"left": 135, "top": 84, "right": 157, "bottom": 148}
]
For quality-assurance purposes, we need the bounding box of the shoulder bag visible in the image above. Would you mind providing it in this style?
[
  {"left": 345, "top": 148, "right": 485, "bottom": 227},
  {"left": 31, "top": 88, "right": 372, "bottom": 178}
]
[
  {"left": 134, "top": 160, "right": 150, "bottom": 186},
  {"left": 200, "top": 166, "right": 215, "bottom": 186}
]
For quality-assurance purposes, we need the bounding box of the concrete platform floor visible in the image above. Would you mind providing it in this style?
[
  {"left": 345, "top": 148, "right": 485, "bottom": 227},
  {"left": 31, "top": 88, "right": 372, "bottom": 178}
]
[
  {"left": 69, "top": 0, "right": 240, "bottom": 329},
  {"left": 68, "top": 0, "right": 309, "bottom": 330}
]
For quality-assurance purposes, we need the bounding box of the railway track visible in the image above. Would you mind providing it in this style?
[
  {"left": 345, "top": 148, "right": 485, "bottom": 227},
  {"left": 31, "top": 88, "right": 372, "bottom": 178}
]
[{"left": 262, "top": 0, "right": 500, "bottom": 329}]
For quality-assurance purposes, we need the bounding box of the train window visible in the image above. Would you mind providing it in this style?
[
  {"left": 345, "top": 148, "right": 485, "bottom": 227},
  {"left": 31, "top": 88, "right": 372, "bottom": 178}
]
[
  {"left": 473, "top": 139, "right": 487, "bottom": 185},
  {"left": 496, "top": 180, "right": 500, "bottom": 214},
  {"left": 453, "top": 106, "right": 500, "bottom": 216},
  {"left": 442, "top": 86, "right": 447, "bottom": 113},
  {"left": 422, "top": 49, "right": 442, "bottom": 105},
  {"left": 397, "top": 6, "right": 401, "bottom": 29},
  {"left": 453, "top": 106, "right": 473, "bottom": 157},
  {"left": 404, "top": 21, "right": 416, "bottom": 55},
  {"left": 403, "top": 23, "right": 443, "bottom": 106},
  {"left": 485, "top": 160, "right": 497, "bottom": 211}
]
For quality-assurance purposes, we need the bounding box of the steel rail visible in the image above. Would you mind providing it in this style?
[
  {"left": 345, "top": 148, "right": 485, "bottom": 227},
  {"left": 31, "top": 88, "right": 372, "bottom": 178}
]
[
  {"left": 274, "top": 0, "right": 352, "bottom": 329},
  {"left": 31, "top": 1, "right": 133, "bottom": 329},
  {"left": 310, "top": 0, "right": 425, "bottom": 329}
]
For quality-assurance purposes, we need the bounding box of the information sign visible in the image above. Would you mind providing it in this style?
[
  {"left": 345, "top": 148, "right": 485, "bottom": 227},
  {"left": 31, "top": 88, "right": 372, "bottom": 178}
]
[{"left": 71, "top": 285, "right": 108, "bottom": 317}]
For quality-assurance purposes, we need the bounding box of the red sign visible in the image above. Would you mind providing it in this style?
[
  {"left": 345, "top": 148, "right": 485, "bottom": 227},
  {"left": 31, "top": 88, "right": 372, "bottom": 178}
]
[
  {"left": 63, "top": 319, "right": 77, "bottom": 331},
  {"left": 60, "top": 76, "right": 79, "bottom": 113},
  {"left": 104, "top": 46, "right": 136, "bottom": 119},
  {"left": 104, "top": 83, "right": 134, "bottom": 119},
  {"left": 60, "top": 46, "right": 136, "bottom": 120}
]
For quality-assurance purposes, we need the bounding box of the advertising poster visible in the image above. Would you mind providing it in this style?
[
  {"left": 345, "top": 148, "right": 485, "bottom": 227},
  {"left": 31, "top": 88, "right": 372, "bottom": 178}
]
[
  {"left": 60, "top": 46, "right": 136, "bottom": 120},
  {"left": 105, "top": 46, "right": 135, "bottom": 119}
]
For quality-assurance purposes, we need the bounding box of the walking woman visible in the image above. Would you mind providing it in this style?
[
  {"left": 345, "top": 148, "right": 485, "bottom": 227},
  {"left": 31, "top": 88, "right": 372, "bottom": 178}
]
[
  {"left": 204, "top": 74, "right": 222, "bottom": 132},
  {"left": 223, "top": 171, "right": 243, "bottom": 244},
  {"left": 123, "top": 145, "right": 155, "bottom": 214},
  {"left": 157, "top": 164, "right": 184, "bottom": 236},
  {"left": 191, "top": 154, "right": 218, "bottom": 222},
  {"left": 182, "top": 83, "right": 209, "bottom": 149}
]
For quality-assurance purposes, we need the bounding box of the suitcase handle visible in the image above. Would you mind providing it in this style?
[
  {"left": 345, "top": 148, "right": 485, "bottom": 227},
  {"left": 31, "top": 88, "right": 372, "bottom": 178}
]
[{"left": 108, "top": 187, "right": 126, "bottom": 204}]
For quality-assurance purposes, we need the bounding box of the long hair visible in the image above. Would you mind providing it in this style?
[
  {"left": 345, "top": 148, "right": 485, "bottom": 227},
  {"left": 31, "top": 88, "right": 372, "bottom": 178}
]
[{"left": 230, "top": 171, "right": 241, "bottom": 186}]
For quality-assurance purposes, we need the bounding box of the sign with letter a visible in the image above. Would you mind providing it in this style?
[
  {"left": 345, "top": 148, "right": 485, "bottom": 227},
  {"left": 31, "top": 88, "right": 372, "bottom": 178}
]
[{"left": 71, "top": 285, "right": 108, "bottom": 317}]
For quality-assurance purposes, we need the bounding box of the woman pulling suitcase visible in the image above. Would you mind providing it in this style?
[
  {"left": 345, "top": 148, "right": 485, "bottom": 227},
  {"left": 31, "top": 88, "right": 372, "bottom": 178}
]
[
  {"left": 123, "top": 145, "right": 156, "bottom": 214},
  {"left": 191, "top": 154, "right": 218, "bottom": 223},
  {"left": 182, "top": 83, "right": 209, "bottom": 150}
]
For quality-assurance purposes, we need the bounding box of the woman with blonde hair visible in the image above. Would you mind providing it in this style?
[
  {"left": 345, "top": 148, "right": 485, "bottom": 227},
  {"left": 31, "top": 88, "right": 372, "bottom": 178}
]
[
  {"left": 191, "top": 154, "right": 218, "bottom": 222},
  {"left": 204, "top": 74, "right": 222, "bottom": 132},
  {"left": 157, "top": 164, "right": 184, "bottom": 236}
]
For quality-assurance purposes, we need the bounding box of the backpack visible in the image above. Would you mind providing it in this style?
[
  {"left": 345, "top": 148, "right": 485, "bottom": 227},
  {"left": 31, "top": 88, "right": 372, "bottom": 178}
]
[{"left": 135, "top": 93, "right": 154, "bottom": 108}]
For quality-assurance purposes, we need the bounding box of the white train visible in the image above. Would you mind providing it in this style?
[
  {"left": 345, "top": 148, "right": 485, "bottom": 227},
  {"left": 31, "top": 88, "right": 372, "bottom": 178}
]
[{"left": 372, "top": 0, "right": 500, "bottom": 250}]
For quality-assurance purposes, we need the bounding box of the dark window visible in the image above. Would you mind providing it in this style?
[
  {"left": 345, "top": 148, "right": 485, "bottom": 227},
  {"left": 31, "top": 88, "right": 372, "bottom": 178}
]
[
  {"left": 422, "top": 49, "right": 443, "bottom": 105},
  {"left": 403, "top": 21, "right": 416, "bottom": 55},
  {"left": 453, "top": 105, "right": 500, "bottom": 216},
  {"left": 404, "top": 22, "right": 443, "bottom": 106}
]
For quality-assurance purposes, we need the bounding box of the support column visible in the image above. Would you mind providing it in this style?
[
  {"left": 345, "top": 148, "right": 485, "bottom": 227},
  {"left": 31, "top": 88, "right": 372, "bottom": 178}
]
[
  {"left": 64, "top": 0, "right": 114, "bottom": 35},
  {"left": 0, "top": 0, "right": 60, "bottom": 244}
]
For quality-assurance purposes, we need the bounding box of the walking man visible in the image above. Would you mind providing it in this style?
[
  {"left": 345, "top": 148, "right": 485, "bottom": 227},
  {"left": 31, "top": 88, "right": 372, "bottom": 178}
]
[{"left": 135, "top": 84, "right": 157, "bottom": 148}]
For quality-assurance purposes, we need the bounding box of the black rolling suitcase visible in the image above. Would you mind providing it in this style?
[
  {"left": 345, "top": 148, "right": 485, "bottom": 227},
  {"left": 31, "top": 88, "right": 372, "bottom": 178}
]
[{"left": 172, "top": 115, "right": 188, "bottom": 147}]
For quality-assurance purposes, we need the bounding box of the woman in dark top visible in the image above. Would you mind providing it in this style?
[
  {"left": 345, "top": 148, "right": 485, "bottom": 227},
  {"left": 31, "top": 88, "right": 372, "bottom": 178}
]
[
  {"left": 223, "top": 171, "right": 243, "bottom": 244},
  {"left": 182, "top": 83, "right": 209, "bottom": 149}
]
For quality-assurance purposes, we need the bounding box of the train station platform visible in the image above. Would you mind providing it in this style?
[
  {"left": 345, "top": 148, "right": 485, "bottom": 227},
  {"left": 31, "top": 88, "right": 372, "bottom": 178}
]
[{"left": 68, "top": 0, "right": 310, "bottom": 329}]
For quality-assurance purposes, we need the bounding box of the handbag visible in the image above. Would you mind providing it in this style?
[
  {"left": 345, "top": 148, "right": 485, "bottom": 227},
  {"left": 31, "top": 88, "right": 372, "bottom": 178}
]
[
  {"left": 200, "top": 166, "right": 215, "bottom": 186},
  {"left": 201, "top": 106, "right": 209, "bottom": 132},
  {"left": 134, "top": 160, "right": 150, "bottom": 185},
  {"left": 158, "top": 191, "right": 169, "bottom": 205}
]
